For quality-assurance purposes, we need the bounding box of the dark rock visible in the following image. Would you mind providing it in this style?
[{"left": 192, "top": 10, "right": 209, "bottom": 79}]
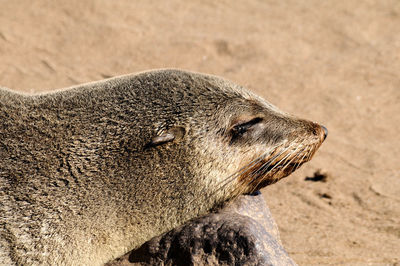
[{"left": 107, "top": 192, "right": 296, "bottom": 266}]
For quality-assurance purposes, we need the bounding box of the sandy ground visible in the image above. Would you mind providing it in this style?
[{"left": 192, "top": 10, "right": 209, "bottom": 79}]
[{"left": 1, "top": 1, "right": 399, "bottom": 265}]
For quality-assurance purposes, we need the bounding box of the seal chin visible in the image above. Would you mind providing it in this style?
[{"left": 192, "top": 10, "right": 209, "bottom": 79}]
[
  {"left": 236, "top": 137, "right": 322, "bottom": 194},
  {"left": 253, "top": 160, "right": 305, "bottom": 190}
]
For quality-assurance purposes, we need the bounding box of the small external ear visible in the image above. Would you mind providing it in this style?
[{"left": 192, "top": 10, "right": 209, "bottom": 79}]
[
  {"left": 146, "top": 126, "right": 186, "bottom": 148},
  {"left": 149, "top": 133, "right": 175, "bottom": 146}
]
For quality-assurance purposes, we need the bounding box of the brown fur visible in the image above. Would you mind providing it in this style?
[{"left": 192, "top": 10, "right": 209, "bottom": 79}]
[{"left": 0, "top": 69, "right": 326, "bottom": 265}]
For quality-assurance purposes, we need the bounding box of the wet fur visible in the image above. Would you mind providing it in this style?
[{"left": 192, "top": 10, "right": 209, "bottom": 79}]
[{"left": 0, "top": 69, "right": 325, "bottom": 265}]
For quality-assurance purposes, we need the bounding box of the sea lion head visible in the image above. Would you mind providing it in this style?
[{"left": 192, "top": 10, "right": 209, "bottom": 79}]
[{"left": 139, "top": 70, "right": 327, "bottom": 210}]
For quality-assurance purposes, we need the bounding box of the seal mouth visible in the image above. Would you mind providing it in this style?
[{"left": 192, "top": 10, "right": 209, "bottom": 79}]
[
  {"left": 235, "top": 143, "right": 320, "bottom": 194},
  {"left": 261, "top": 161, "right": 303, "bottom": 174},
  {"left": 254, "top": 158, "right": 306, "bottom": 180}
]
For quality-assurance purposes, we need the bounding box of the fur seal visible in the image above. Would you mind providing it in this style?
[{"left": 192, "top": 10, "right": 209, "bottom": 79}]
[{"left": 0, "top": 69, "right": 327, "bottom": 265}]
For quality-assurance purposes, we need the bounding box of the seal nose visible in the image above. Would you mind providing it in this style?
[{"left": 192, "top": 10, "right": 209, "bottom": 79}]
[{"left": 321, "top": 125, "right": 328, "bottom": 141}]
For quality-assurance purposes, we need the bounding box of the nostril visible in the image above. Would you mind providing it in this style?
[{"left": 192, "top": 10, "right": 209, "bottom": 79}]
[{"left": 321, "top": 125, "right": 328, "bottom": 141}]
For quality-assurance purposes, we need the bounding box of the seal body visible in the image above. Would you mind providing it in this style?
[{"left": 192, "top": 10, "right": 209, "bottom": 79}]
[{"left": 0, "top": 69, "right": 326, "bottom": 265}]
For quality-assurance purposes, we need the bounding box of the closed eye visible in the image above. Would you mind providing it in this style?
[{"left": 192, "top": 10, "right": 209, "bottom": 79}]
[{"left": 231, "top": 117, "right": 263, "bottom": 136}]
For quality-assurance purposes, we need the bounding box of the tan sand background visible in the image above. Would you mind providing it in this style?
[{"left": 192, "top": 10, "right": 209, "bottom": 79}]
[{"left": 1, "top": 1, "right": 399, "bottom": 265}]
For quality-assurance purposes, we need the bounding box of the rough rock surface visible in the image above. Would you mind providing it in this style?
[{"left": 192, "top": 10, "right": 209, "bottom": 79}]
[{"left": 107, "top": 192, "right": 295, "bottom": 265}]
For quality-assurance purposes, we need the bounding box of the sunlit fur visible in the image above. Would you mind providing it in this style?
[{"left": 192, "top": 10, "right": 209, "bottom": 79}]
[{"left": 0, "top": 69, "right": 325, "bottom": 265}]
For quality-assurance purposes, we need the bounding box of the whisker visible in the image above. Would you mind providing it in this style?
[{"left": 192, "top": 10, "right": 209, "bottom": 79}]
[
  {"left": 248, "top": 146, "right": 290, "bottom": 177},
  {"left": 186, "top": 139, "right": 321, "bottom": 215},
  {"left": 294, "top": 146, "right": 309, "bottom": 171},
  {"left": 280, "top": 147, "right": 302, "bottom": 173},
  {"left": 208, "top": 151, "right": 269, "bottom": 194},
  {"left": 229, "top": 146, "right": 292, "bottom": 196},
  {"left": 245, "top": 146, "right": 291, "bottom": 183},
  {"left": 190, "top": 150, "right": 271, "bottom": 210},
  {"left": 264, "top": 148, "right": 293, "bottom": 174},
  {"left": 246, "top": 145, "right": 300, "bottom": 192}
]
